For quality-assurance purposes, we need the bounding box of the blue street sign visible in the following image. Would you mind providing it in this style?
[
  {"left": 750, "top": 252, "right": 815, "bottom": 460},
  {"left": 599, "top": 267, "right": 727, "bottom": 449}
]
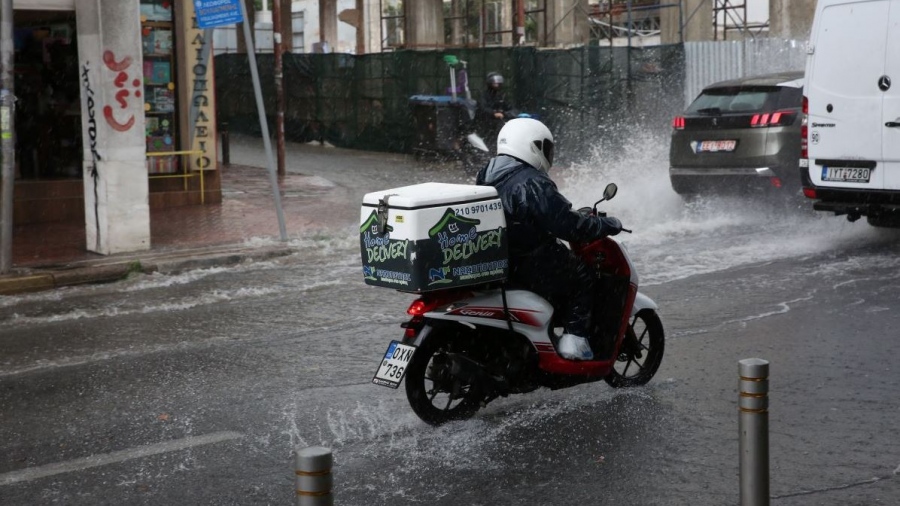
[{"left": 195, "top": 0, "right": 244, "bottom": 29}]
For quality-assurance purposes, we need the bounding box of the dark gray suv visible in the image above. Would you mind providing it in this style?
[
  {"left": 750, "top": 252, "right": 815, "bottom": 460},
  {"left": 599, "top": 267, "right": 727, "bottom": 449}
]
[{"left": 669, "top": 71, "right": 804, "bottom": 196}]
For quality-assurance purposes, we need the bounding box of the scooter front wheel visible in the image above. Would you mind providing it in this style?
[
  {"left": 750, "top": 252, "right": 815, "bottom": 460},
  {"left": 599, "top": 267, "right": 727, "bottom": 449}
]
[
  {"left": 405, "top": 327, "right": 481, "bottom": 426},
  {"left": 604, "top": 309, "right": 665, "bottom": 388}
]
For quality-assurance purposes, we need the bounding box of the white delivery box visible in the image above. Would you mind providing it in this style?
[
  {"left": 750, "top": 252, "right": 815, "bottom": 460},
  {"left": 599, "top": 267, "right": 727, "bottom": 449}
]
[{"left": 360, "top": 182, "right": 508, "bottom": 292}]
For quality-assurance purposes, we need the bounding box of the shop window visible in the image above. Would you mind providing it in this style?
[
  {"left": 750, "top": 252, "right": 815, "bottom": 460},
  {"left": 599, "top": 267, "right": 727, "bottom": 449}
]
[
  {"left": 140, "top": 0, "right": 178, "bottom": 174},
  {"left": 13, "top": 10, "right": 81, "bottom": 180}
]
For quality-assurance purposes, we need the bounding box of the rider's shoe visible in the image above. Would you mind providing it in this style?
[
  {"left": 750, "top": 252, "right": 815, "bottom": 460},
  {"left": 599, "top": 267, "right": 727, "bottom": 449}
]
[{"left": 558, "top": 334, "right": 594, "bottom": 361}]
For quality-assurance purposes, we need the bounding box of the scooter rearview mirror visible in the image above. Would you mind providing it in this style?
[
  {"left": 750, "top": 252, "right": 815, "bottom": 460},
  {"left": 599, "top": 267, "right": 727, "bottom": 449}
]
[{"left": 603, "top": 183, "right": 618, "bottom": 201}]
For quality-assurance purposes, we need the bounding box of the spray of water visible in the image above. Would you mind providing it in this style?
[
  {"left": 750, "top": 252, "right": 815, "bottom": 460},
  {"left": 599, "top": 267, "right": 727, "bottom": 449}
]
[{"left": 555, "top": 120, "right": 900, "bottom": 285}]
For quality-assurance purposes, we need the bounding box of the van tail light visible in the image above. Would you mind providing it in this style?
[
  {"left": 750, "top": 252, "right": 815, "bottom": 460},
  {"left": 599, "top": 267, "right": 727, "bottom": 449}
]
[
  {"left": 750, "top": 110, "right": 797, "bottom": 127},
  {"left": 803, "top": 187, "right": 817, "bottom": 199},
  {"left": 770, "top": 177, "right": 783, "bottom": 189},
  {"left": 800, "top": 96, "right": 809, "bottom": 159},
  {"left": 672, "top": 116, "right": 685, "bottom": 130}
]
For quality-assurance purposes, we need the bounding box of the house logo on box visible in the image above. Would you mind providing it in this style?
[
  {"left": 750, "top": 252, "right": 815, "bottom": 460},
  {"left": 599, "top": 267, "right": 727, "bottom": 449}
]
[{"left": 428, "top": 209, "right": 481, "bottom": 238}]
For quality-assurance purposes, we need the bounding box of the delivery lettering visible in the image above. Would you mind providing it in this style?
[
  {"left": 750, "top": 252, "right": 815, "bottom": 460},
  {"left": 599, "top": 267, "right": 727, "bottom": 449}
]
[
  {"left": 437, "top": 227, "right": 503, "bottom": 264},
  {"left": 363, "top": 232, "right": 408, "bottom": 263}
]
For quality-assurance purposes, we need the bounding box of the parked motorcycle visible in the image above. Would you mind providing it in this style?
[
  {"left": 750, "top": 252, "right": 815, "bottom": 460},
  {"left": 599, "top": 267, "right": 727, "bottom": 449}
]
[{"left": 371, "top": 183, "right": 665, "bottom": 425}]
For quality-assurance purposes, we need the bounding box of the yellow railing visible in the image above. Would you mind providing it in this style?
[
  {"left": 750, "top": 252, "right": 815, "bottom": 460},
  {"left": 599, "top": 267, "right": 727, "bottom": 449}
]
[{"left": 146, "top": 150, "right": 206, "bottom": 204}]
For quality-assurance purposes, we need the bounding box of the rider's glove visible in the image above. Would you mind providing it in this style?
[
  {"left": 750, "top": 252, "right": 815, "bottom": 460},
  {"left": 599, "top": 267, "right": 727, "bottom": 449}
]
[{"left": 601, "top": 216, "right": 622, "bottom": 236}]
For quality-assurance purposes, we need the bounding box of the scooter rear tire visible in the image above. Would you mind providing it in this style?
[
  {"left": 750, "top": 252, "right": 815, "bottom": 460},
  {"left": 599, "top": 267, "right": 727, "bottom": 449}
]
[{"left": 405, "top": 327, "right": 482, "bottom": 426}]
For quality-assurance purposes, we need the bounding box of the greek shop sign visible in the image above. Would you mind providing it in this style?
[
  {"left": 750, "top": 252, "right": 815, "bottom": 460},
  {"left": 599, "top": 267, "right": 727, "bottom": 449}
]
[{"left": 194, "top": 0, "right": 244, "bottom": 29}]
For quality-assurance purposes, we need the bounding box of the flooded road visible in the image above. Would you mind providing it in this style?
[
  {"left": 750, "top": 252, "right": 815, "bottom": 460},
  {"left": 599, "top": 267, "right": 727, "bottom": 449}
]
[{"left": 1, "top": 135, "right": 899, "bottom": 505}]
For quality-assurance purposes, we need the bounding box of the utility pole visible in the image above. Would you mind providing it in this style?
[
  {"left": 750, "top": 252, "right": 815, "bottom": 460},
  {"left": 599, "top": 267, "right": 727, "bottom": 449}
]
[
  {"left": 516, "top": 0, "right": 525, "bottom": 45},
  {"left": 356, "top": 0, "right": 365, "bottom": 55},
  {"left": 272, "top": 0, "right": 286, "bottom": 176},
  {"left": 0, "top": 0, "right": 15, "bottom": 274}
]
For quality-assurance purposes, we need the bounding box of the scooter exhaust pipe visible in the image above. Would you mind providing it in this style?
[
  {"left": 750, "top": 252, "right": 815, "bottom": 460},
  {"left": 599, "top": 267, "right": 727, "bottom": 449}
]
[{"left": 448, "top": 353, "right": 508, "bottom": 395}]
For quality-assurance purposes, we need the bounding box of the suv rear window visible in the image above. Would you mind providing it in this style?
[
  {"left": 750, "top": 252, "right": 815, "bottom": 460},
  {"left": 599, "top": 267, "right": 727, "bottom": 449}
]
[{"left": 686, "top": 86, "right": 790, "bottom": 115}]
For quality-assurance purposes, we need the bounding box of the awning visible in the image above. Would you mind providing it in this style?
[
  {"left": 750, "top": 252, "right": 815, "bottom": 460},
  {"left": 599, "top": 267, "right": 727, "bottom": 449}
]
[{"left": 14, "top": 0, "right": 75, "bottom": 10}]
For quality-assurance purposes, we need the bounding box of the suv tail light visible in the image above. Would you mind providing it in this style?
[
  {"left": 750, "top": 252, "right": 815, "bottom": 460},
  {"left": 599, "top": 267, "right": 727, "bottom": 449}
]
[
  {"left": 750, "top": 110, "right": 797, "bottom": 127},
  {"left": 672, "top": 116, "right": 685, "bottom": 130}
]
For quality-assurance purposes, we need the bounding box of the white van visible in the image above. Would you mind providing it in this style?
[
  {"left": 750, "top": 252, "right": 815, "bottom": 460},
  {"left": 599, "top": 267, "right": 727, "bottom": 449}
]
[{"left": 802, "top": 0, "right": 900, "bottom": 227}]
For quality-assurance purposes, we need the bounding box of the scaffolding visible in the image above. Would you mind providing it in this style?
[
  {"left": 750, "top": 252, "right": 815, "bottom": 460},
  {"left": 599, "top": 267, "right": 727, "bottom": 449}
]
[
  {"left": 712, "top": 0, "right": 769, "bottom": 40},
  {"left": 380, "top": 1, "right": 548, "bottom": 50}
]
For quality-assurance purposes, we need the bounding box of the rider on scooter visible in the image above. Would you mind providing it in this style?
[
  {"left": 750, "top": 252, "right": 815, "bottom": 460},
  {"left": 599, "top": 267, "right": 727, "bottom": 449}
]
[
  {"left": 475, "top": 118, "right": 623, "bottom": 361},
  {"left": 477, "top": 72, "right": 517, "bottom": 144}
]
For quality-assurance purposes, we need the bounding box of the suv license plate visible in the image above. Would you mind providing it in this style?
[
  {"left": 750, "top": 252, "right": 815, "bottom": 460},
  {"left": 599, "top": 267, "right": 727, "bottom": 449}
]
[
  {"left": 697, "top": 140, "right": 737, "bottom": 153},
  {"left": 372, "top": 341, "right": 416, "bottom": 389},
  {"left": 822, "top": 166, "right": 871, "bottom": 183}
]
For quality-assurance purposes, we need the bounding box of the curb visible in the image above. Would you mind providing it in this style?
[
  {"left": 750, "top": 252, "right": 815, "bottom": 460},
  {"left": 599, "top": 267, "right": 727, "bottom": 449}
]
[
  {"left": 0, "top": 274, "right": 56, "bottom": 296},
  {"left": 0, "top": 245, "right": 295, "bottom": 297}
]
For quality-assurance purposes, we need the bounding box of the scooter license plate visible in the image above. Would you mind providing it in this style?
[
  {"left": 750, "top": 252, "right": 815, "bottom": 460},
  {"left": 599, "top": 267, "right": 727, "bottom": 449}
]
[{"left": 372, "top": 341, "right": 416, "bottom": 389}]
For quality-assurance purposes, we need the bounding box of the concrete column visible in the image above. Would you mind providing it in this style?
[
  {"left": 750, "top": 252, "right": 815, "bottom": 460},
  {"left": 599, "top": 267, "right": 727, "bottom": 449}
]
[
  {"left": 544, "top": 0, "right": 590, "bottom": 47},
  {"left": 363, "top": 0, "right": 381, "bottom": 53},
  {"left": 405, "top": 0, "right": 443, "bottom": 49},
  {"left": 661, "top": 0, "right": 713, "bottom": 44},
  {"left": 75, "top": 0, "right": 149, "bottom": 255},
  {"left": 769, "top": 0, "right": 815, "bottom": 40},
  {"left": 500, "top": 0, "right": 514, "bottom": 46},
  {"left": 449, "top": 0, "right": 465, "bottom": 46},
  {"left": 319, "top": 0, "right": 337, "bottom": 48}
]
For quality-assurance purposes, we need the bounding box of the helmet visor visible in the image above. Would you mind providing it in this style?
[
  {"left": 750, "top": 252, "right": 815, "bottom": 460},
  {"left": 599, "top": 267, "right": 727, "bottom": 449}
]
[{"left": 533, "top": 139, "right": 554, "bottom": 166}]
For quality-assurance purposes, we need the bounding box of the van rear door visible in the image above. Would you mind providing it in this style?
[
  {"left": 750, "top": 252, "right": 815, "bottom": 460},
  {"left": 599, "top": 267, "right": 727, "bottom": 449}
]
[
  {"left": 883, "top": 2, "right": 900, "bottom": 189},
  {"left": 807, "top": 0, "right": 889, "bottom": 189}
]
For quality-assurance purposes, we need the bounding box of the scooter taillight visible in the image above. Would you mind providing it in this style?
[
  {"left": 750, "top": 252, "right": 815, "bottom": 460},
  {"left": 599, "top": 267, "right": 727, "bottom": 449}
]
[
  {"left": 406, "top": 291, "right": 469, "bottom": 316},
  {"left": 407, "top": 300, "right": 427, "bottom": 316}
]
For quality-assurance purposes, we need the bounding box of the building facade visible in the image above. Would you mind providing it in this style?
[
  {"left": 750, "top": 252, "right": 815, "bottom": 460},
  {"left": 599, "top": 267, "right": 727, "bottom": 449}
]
[{"left": 8, "top": 0, "right": 220, "bottom": 255}]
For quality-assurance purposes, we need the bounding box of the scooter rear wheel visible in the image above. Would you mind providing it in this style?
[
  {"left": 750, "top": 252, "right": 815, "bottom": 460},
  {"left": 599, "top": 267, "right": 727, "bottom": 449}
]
[
  {"left": 405, "top": 327, "right": 481, "bottom": 425},
  {"left": 604, "top": 309, "right": 665, "bottom": 388}
]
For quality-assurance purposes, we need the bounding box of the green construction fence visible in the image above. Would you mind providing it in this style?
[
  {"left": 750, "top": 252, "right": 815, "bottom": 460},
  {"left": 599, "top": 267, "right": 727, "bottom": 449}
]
[{"left": 214, "top": 44, "right": 685, "bottom": 164}]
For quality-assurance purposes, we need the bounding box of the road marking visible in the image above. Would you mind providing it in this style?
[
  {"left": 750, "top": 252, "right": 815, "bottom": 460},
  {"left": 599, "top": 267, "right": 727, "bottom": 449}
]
[{"left": 0, "top": 431, "right": 243, "bottom": 486}]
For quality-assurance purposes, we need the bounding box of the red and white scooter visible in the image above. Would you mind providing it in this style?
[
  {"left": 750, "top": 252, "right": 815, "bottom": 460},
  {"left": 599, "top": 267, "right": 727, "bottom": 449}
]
[{"left": 372, "top": 183, "right": 665, "bottom": 426}]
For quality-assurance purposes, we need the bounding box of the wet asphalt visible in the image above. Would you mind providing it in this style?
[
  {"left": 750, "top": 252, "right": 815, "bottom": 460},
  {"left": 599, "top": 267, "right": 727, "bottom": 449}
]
[{"left": 0, "top": 136, "right": 898, "bottom": 505}]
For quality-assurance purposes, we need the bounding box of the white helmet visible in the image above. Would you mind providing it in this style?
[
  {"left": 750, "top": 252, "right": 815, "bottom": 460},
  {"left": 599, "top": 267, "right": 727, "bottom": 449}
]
[{"left": 496, "top": 118, "right": 555, "bottom": 172}]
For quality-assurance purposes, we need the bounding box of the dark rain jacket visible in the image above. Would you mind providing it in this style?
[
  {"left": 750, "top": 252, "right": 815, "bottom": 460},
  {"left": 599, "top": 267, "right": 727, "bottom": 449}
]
[
  {"left": 476, "top": 155, "right": 619, "bottom": 255},
  {"left": 478, "top": 89, "right": 514, "bottom": 117}
]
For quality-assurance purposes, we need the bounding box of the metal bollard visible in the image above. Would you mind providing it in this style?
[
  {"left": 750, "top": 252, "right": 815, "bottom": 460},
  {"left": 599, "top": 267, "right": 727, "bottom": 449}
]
[
  {"left": 739, "top": 358, "right": 770, "bottom": 506},
  {"left": 294, "top": 446, "right": 333, "bottom": 506},
  {"left": 220, "top": 122, "right": 230, "bottom": 166}
]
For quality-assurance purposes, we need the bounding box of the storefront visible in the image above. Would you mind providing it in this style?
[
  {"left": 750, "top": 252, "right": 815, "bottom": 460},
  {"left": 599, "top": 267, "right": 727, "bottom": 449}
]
[{"left": 9, "top": 0, "right": 220, "bottom": 255}]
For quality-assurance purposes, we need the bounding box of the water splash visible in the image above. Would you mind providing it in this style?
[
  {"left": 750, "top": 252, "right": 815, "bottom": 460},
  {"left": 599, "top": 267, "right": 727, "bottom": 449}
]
[{"left": 556, "top": 121, "right": 900, "bottom": 285}]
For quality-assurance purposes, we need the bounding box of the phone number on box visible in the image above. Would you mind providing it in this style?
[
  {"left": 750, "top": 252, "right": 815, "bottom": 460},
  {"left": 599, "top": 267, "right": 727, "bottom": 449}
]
[{"left": 454, "top": 201, "right": 503, "bottom": 216}]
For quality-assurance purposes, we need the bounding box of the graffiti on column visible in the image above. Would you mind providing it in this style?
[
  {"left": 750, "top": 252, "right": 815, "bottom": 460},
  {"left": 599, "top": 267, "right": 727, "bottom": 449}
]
[
  {"left": 102, "top": 50, "right": 140, "bottom": 132},
  {"left": 81, "top": 62, "right": 102, "bottom": 251}
]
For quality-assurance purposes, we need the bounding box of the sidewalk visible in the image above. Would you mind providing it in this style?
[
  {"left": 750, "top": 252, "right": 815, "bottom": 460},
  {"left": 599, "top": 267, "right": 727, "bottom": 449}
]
[{"left": 1, "top": 161, "right": 345, "bottom": 296}]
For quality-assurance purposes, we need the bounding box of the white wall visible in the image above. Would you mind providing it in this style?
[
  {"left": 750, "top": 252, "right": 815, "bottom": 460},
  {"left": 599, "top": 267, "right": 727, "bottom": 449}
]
[
  {"left": 293, "top": 0, "right": 358, "bottom": 53},
  {"left": 14, "top": 0, "right": 75, "bottom": 9}
]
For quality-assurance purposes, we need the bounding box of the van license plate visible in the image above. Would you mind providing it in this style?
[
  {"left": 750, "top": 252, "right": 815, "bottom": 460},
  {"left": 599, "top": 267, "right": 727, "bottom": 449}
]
[
  {"left": 822, "top": 166, "right": 871, "bottom": 183},
  {"left": 372, "top": 341, "right": 416, "bottom": 389},
  {"left": 697, "top": 140, "right": 736, "bottom": 153}
]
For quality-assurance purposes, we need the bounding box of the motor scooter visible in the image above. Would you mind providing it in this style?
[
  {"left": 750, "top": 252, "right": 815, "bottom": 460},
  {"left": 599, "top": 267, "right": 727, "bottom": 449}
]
[{"left": 371, "top": 183, "right": 665, "bottom": 425}]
